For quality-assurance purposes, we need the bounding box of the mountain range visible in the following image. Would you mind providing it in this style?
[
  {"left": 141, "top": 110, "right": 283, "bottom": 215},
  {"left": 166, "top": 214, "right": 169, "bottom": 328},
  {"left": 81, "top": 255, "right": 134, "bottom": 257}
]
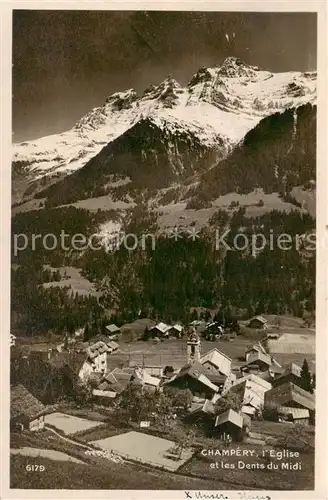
[
  {"left": 11, "top": 57, "right": 317, "bottom": 334},
  {"left": 12, "top": 57, "right": 317, "bottom": 231}
]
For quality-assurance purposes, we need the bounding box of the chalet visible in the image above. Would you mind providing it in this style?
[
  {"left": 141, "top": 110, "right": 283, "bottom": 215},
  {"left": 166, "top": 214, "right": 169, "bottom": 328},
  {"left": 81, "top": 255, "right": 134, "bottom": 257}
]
[
  {"left": 200, "top": 348, "right": 232, "bottom": 389},
  {"left": 11, "top": 385, "right": 47, "bottom": 431},
  {"left": 230, "top": 375, "right": 272, "bottom": 416},
  {"left": 278, "top": 406, "right": 310, "bottom": 425},
  {"left": 245, "top": 343, "right": 267, "bottom": 362},
  {"left": 232, "top": 373, "right": 272, "bottom": 394},
  {"left": 232, "top": 382, "right": 260, "bottom": 416},
  {"left": 104, "top": 324, "right": 120, "bottom": 338},
  {"left": 150, "top": 322, "right": 172, "bottom": 338},
  {"left": 248, "top": 316, "right": 268, "bottom": 330},
  {"left": 165, "top": 361, "right": 219, "bottom": 399},
  {"left": 272, "top": 363, "right": 302, "bottom": 388},
  {"left": 107, "top": 340, "right": 119, "bottom": 352},
  {"left": 168, "top": 324, "right": 184, "bottom": 338},
  {"left": 214, "top": 409, "right": 243, "bottom": 438},
  {"left": 132, "top": 368, "right": 161, "bottom": 392},
  {"left": 264, "top": 382, "right": 315, "bottom": 411},
  {"left": 92, "top": 388, "right": 117, "bottom": 403},
  {"left": 243, "top": 343, "right": 272, "bottom": 371},
  {"left": 98, "top": 368, "right": 134, "bottom": 395}
]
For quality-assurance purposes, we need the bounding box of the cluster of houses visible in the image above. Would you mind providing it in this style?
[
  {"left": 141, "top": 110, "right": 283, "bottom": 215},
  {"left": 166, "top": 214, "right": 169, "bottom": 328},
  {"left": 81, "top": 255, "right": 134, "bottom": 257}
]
[
  {"left": 146, "top": 322, "right": 184, "bottom": 339},
  {"left": 75, "top": 325, "right": 314, "bottom": 438},
  {"left": 10, "top": 317, "right": 315, "bottom": 440}
]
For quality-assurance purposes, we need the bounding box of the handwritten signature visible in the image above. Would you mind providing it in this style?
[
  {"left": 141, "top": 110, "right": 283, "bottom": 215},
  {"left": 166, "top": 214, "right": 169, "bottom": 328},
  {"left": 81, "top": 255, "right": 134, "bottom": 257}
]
[{"left": 184, "top": 492, "right": 271, "bottom": 500}]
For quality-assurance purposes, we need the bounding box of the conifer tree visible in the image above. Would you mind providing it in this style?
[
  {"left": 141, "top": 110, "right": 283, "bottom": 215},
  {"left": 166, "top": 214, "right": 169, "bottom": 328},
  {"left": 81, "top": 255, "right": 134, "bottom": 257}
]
[{"left": 300, "top": 358, "right": 313, "bottom": 393}]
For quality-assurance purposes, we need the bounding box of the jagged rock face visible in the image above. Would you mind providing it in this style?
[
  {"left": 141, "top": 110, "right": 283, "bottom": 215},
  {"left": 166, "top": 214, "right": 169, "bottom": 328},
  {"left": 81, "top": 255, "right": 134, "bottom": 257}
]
[
  {"left": 187, "top": 66, "right": 217, "bottom": 87},
  {"left": 12, "top": 57, "right": 317, "bottom": 205},
  {"left": 104, "top": 89, "right": 138, "bottom": 111},
  {"left": 216, "top": 56, "right": 261, "bottom": 78},
  {"left": 142, "top": 77, "right": 183, "bottom": 108}
]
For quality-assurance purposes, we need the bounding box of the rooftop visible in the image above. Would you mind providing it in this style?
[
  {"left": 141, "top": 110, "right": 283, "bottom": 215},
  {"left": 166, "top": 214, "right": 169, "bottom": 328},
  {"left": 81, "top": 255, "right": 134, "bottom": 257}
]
[
  {"left": 11, "top": 384, "right": 46, "bottom": 420},
  {"left": 171, "top": 324, "right": 183, "bottom": 332},
  {"left": 215, "top": 409, "right": 243, "bottom": 429},
  {"left": 265, "top": 382, "right": 315, "bottom": 411},
  {"left": 250, "top": 316, "right": 268, "bottom": 324},
  {"left": 133, "top": 368, "right": 161, "bottom": 387},
  {"left": 232, "top": 373, "right": 272, "bottom": 392},
  {"left": 86, "top": 341, "right": 110, "bottom": 360},
  {"left": 200, "top": 348, "right": 232, "bottom": 376},
  {"left": 150, "top": 322, "right": 171, "bottom": 334},
  {"left": 107, "top": 341, "right": 119, "bottom": 351},
  {"left": 278, "top": 406, "right": 310, "bottom": 420},
  {"left": 105, "top": 324, "right": 120, "bottom": 333},
  {"left": 282, "top": 363, "right": 302, "bottom": 377},
  {"left": 167, "top": 361, "right": 219, "bottom": 393}
]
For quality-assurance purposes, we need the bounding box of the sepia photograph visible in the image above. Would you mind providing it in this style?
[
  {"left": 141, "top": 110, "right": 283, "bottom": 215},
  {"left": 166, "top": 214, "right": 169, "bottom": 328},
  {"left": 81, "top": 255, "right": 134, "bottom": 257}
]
[{"left": 3, "top": 5, "right": 325, "bottom": 496}]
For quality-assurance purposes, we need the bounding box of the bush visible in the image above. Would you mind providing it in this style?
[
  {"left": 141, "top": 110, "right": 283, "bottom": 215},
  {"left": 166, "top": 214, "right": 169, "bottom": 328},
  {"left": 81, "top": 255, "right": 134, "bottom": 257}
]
[
  {"left": 214, "top": 392, "right": 242, "bottom": 415},
  {"left": 163, "top": 366, "right": 174, "bottom": 376}
]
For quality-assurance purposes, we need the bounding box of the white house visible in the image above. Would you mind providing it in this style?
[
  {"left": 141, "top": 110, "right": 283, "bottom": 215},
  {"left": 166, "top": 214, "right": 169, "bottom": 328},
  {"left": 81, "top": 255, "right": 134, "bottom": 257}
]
[{"left": 79, "top": 341, "right": 110, "bottom": 380}]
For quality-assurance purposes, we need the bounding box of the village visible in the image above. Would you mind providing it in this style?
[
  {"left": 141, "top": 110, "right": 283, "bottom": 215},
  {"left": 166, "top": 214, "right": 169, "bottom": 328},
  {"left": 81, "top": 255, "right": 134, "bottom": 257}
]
[{"left": 10, "top": 314, "right": 316, "bottom": 490}]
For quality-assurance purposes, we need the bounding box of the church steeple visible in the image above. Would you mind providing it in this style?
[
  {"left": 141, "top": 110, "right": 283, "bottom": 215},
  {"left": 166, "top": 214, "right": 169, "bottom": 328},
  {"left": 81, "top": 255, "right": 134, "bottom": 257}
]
[{"left": 187, "top": 327, "right": 201, "bottom": 363}]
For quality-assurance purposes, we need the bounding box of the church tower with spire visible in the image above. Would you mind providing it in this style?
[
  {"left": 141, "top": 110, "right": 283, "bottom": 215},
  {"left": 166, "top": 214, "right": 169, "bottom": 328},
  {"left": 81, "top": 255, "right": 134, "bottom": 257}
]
[{"left": 187, "top": 327, "right": 201, "bottom": 363}]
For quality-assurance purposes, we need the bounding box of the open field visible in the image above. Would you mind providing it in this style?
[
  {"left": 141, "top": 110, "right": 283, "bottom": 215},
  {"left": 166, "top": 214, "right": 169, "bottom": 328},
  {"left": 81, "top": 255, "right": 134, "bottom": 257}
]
[
  {"left": 91, "top": 431, "right": 193, "bottom": 471},
  {"left": 10, "top": 454, "right": 244, "bottom": 490},
  {"left": 45, "top": 412, "right": 105, "bottom": 435},
  {"left": 109, "top": 337, "right": 252, "bottom": 371},
  {"left": 10, "top": 419, "right": 314, "bottom": 490},
  {"left": 41, "top": 266, "right": 101, "bottom": 298},
  {"left": 106, "top": 334, "right": 315, "bottom": 373},
  {"left": 63, "top": 194, "right": 135, "bottom": 212},
  {"left": 267, "top": 334, "right": 315, "bottom": 355},
  {"left": 157, "top": 189, "right": 304, "bottom": 232},
  {"left": 10, "top": 447, "right": 85, "bottom": 464}
]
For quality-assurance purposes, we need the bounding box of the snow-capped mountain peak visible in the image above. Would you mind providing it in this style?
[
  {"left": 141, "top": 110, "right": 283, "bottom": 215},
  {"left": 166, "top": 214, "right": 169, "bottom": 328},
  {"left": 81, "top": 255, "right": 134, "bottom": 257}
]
[
  {"left": 217, "top": 56, "right": 261, "bottom": 78},
  {"left": 13, "top": 59, "right": 317, "bottom": 187},
  {"left": 142, "top": 76, "right": 183, "bottom": 107}
]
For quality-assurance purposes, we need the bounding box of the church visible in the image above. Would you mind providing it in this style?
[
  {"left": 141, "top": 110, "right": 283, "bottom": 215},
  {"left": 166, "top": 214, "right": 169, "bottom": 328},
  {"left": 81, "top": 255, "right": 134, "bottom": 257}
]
[{"left": 164, "top": 327, "right": 233, "bottom": 397}]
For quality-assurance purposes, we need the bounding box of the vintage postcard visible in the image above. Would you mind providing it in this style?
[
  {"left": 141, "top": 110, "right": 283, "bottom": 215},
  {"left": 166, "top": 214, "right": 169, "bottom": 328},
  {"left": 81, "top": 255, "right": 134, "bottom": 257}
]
[{"left": 1, "top": 2, "right": 327, "bottom": 499}]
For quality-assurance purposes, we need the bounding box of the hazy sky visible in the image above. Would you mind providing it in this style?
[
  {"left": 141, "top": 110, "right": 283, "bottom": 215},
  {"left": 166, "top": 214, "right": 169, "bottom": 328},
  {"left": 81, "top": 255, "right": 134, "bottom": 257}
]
[{"left": 12, "top": 11, "right": 317, "bottom": 142}]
